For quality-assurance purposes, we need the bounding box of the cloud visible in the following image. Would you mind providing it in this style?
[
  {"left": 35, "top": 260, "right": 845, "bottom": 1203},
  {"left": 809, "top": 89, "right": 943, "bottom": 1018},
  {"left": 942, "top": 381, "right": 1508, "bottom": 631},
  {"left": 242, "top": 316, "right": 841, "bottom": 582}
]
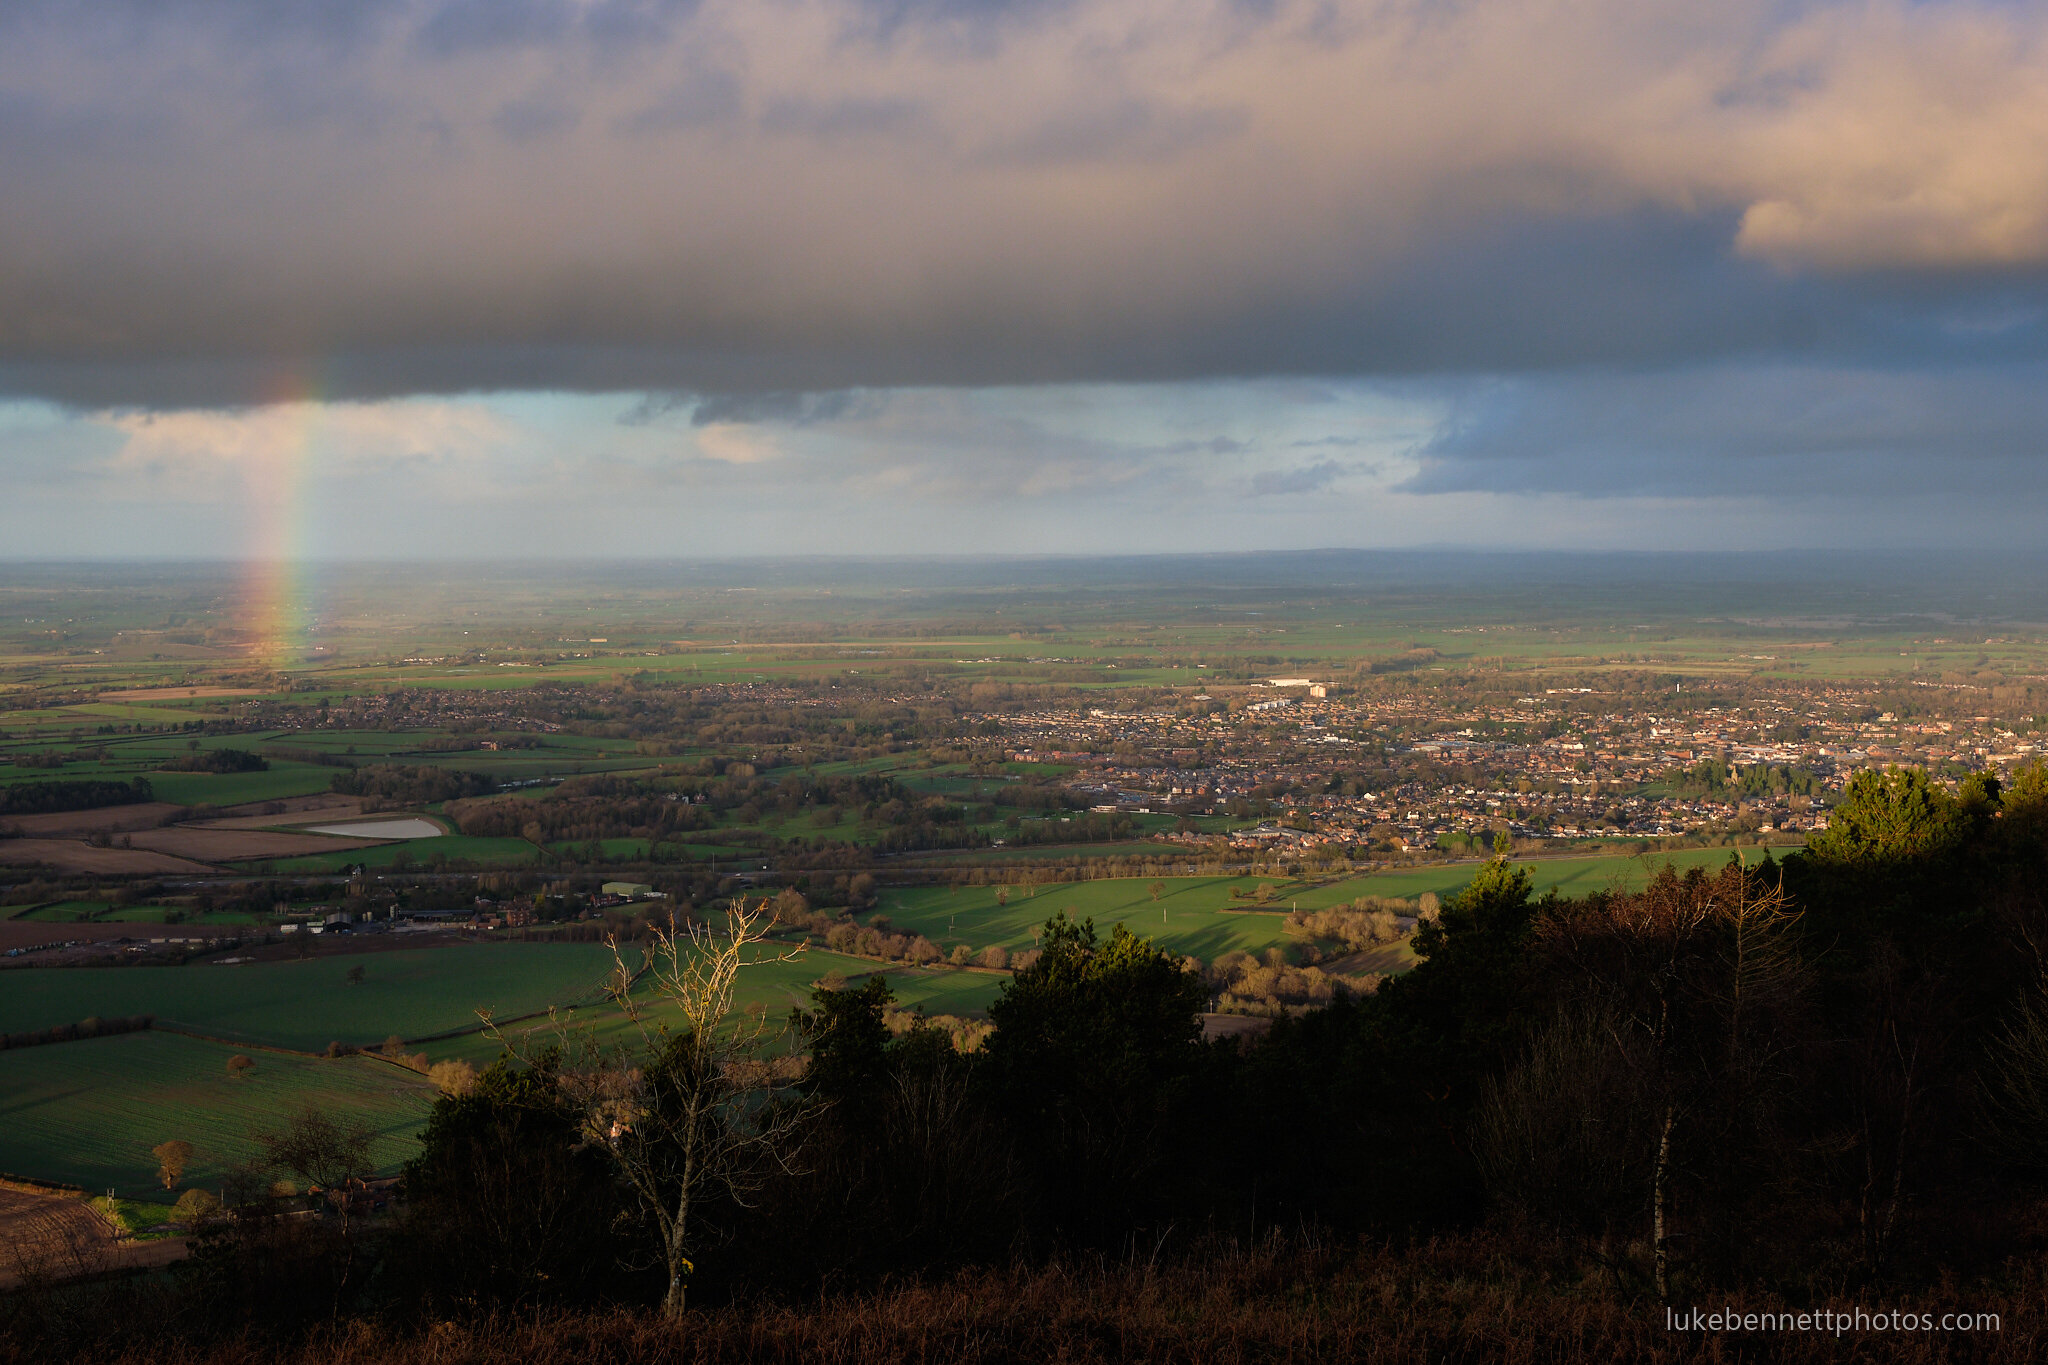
[
  {"left": 490, "top": 94, "right": 581, "bottom": 142},
  {"left": 1406, "top": 362, "right": 2048, "bottom": 499},
  {"left": 5, "top": 1, "right": 2048, "bottom": 405},
  {"left": 685, "top": 390, "right": 861, "bottom": 426},
  {"left": 692, "top": 422, "right": 781, "bottom": 464},
  {"left": 1250, "top": 459, "right": 1349, "bottom": 496},
  {"left": 10, "top": 375, "right": 2045, "bottom": 558},
  {"left": 94, "top": 399, "right": 515, "bottom": 486}
]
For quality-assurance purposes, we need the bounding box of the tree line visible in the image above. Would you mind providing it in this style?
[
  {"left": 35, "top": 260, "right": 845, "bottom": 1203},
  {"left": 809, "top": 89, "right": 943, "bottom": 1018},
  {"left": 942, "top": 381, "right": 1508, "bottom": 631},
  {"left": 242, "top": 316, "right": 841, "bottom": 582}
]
[{"left": 14, "top": 763, "right": 2048, "bottom": 1356}]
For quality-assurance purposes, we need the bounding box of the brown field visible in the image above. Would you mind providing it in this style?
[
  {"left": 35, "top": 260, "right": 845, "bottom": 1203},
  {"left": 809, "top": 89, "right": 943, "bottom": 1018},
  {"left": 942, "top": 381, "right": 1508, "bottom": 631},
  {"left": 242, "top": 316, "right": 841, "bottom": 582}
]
[
  {"left": 95, "top": 686, "right": 269, "bottom": 701},
  {"left": 0, "top": 920, "right": 142, "bottom": 951},
  {"left": 192, "top": 796, "right": 369, "bottom": 830},
  {"left": 0, "top": 1184, "right": 109, "bottom": 1288},
  {"left": 1200, "top": 1012, "right": 1273, "bottom": 1043},
  {"left": 0, "top": 841, "right": 212, "bottom": 875},
  {"left": 1318, "top": 945, "right": 1413, "bottom": 975},
  {"left": 0, "top": 804, "right": 184, "bottom": 838},
  {"left": 0, "top": 1184, "right": 187, "bottom": 1289},
  {"left": 216, "top": 793, "right": 365, "bottom": 819},
  {"left": 126, "top": 829, "right": 377, "bottom": 862}
]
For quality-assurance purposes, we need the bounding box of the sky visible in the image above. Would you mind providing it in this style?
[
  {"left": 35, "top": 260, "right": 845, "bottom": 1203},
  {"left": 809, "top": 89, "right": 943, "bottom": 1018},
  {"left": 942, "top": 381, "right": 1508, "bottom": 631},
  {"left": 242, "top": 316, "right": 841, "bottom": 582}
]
[{"left": 5, "top": 0, "right": 2048, "bottom": 557}]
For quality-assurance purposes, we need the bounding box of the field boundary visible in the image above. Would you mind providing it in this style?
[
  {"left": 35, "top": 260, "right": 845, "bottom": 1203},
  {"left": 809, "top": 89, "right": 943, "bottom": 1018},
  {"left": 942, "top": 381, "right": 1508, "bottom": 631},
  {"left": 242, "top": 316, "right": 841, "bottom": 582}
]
[
  {"left": 1, "top": 1172, "right": 86, "bottom": 1196},
  {"left": 150, "top": 1019, "right": 324, "bottom": 1058},
  {"left": 3, "top": 901, "right": 63, "bottom": 922},
  {"left": 403, "top": 1005, "right": 561, "bottom": 1047},
  {"left": 398, "top": 949, "right": 653, "bottom": 1047}
]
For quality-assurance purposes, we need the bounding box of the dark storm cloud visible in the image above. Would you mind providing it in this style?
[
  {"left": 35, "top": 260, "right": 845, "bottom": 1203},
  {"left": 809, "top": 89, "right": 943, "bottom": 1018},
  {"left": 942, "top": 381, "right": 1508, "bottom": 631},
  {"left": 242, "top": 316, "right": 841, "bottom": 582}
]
[
  {"left": 5, "top": 0, "right": 2048, "bottom": 409},
  {"left": 1407, "top": 363, "right": 2048, "bottom": 499},
  {"left": 618, "top": 389, "right": 865, "bottom": 426}
]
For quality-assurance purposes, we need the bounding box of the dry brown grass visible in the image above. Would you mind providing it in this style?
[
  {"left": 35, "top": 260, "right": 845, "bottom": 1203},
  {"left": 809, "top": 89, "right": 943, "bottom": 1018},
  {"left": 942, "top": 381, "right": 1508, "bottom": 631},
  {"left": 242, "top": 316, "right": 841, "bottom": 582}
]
[{"left": 29, "top": 1239, "right": 2041, "bottom": 1365}]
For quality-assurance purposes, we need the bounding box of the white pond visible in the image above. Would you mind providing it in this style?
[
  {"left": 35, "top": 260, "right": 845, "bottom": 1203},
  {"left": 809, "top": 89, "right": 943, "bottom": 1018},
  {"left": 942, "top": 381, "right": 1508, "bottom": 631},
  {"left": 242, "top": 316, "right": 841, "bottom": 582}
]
[{"left": 303, "top": 818, "right": 444, "bottom": 839}]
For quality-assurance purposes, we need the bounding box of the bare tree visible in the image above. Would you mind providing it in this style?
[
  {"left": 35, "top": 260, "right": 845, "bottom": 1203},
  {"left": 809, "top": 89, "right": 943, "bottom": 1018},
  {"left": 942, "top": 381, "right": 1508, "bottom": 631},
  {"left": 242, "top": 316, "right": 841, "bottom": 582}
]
[
  {"left": 1529, "top": 863, "right": 1805, "bottom": 1297},
  {"left": 253, "top": 1106, "right": 374, "bottom": 1235},
  {"left": 493, "top": 898, "right": 807, "bottom": 1319},
  {"left": 1982, "top": 975, "right": 2048, "bottom": 1169}
]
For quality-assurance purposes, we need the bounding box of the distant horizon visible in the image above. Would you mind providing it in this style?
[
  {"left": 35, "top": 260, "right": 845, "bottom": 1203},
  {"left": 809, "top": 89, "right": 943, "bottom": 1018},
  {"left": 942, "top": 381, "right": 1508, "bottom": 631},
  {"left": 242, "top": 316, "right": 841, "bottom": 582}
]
[
  {"left": 10, "top": 4, "right": 2048, "bottom": 560},
  {"left": 7, "top": 547, "right": 2048, "bottom": 566},
  {"left": 9, "top": 548, "right": 2048, "bottom": 627}
]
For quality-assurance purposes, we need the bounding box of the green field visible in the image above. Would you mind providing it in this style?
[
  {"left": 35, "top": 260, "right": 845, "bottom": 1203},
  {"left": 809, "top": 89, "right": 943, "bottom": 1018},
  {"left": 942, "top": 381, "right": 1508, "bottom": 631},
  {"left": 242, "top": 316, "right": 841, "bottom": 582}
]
[
  {"left": 547, "top": 837, "right": 655, "bottom": 860},
  {"left": 425, "top": 945, "right": 1009, "bottom": 1066},
  {"left": 140, "top": 765, "right": 339, "bottom": 807},
  {"left": 1321, "top": 845, "right": 1791, "bottom": 902},
  {"left": 875, "top": 847, "right": 1784, "bottom": 962},
  {"left": 258, "top": 835, "right": 543, "bottom": 872},
  {"left": 0, "top": 943, "right": 626, "bottom": 1050},
  {"left": 12, "top": 901, "right": 253, "bottom": 925},
  {"left": 0, "top": 1030, "right": 435, "bottom": 1198}
]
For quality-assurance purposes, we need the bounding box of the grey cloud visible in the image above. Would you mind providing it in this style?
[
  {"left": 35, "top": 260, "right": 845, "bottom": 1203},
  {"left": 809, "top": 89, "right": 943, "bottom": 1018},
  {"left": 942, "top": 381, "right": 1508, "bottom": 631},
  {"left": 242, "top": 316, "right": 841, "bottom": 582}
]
[
  {"left": 1250, "top": 460, "right": 1348, "bottom": 495},
  {"left": 1156, "top": 437, "right": 1250, "bottom": 456},
  {"left": 1406, "top": 363, "right": 2048, "bottom": 499},
  {"left": 491, "top": 94, "right": 582, "bottom": 141},
  {"left": 614, "top": 72, "right": 743, "bottom": 135},
  {"left": 5, "top": 1, "right": 2048, "bottom": 409},
  {"left": 980, "top": 98, "right": 1248, "bottom": 166},
  {"left": 412, "top": 1, "right": 579, "bottom": 59},
  {"left": 412, "top": 0, "right": 701, "bottom": 60},
  {"left": 838, "top": 0, "right": 1077, "bottom": 48},
  {"left": 618, "top": 389, "right": 863, "bottom": 426},
  {"left": 758, "top": 95, "right": 931, "bottom": 140},
  {"left": 688, "top": 390, "right": 862, "bottom": 426}
]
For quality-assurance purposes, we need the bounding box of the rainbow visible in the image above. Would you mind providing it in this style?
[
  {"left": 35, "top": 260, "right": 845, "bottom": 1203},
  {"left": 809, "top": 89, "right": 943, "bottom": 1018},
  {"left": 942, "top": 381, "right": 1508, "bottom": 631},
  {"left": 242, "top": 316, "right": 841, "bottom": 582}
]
[{"left": 237, "top": 372, "right": 328, "bottom": 673}]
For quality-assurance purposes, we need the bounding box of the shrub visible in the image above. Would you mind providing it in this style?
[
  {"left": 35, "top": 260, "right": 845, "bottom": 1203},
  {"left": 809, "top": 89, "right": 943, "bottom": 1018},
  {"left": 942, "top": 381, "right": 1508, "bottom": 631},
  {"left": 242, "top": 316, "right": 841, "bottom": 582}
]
[
  {"left": 172, "top": 1187, "right": 221, "bottom": 1226},
  {"left": 0, "top": 1014, "right": 152, "bottom": 1051},
  {"left": 428, "top": 1059, "right": 478, "bottom": 1097}
]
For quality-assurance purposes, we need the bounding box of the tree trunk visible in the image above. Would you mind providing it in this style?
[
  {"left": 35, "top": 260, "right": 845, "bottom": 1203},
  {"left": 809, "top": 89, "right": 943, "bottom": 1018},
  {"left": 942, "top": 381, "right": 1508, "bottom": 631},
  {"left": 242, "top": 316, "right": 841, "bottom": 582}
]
[
  {"left": 1653, "top": 1104, "right": 1674, "bottom": 1299},
  {"left": 661, "top": 1155, "right": 696, "bottom": 1321}
]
